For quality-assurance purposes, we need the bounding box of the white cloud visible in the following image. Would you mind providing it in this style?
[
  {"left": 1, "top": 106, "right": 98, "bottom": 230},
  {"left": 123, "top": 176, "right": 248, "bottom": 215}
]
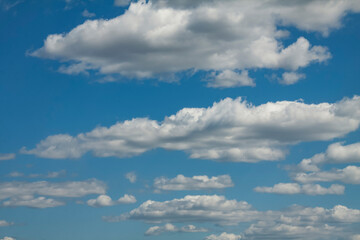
[
  {"left": 32, "top": 0, "right": 360, "bottom": 81},
  {"left": 0, "top": 179, "right": 106, "bottom": 208},
  {"left": 279, "top": 72, "right": 306, "bottom": 85},
  {"left": 145, "top": 223, "right": 207, "bottom": 236},
  {"left": 298, "top": 142, "right": 360, "bottom": 171},
  {"left": 352, "top": 235, "right": 360, "bottom": 240},
  {"left": 2, "top": 195, "right": 64, "bottom": 208},
  {"left": 0, "top": 220, "right": 13, "bottom": 227},
  {"left": 0, "top": 153, "right": 15, "bottom": 161},
  {"left": 254, "top": 183, "right": 344, "bottom": 195},
  {"left": 8, "top": 172, "right": 24, "bottom": 177},
  {"left": 22, "top": 96, "right": 360, "bottom": 162},
  {"left": 87, "top": 194, "right": 136, "bottom": 207},
  {"left": 294, "top": 165, "right": 360, "bottom": 184},
  {"left": 125, "top": 172, "right": 137, "bottom": 183},
  {"left": 8, "top": 170, "right": 67, "bottom": 179},
  {"left": 0, "top": 237, "right": 15, "bottom": 240},
  {"left": 154, "top": 174, "right": 234, "bottom": 191},
  {"left": 82, "top": 9, "right": 95, "bottom": 18},
  {"left": 114, "top": 0, "right": 131, "bottom": 7},
  {"left": 206, "top": 70, "right": 255, "bottom": 88},
  {"left": 205, "top": 232, "right": 242, "bottom": 240}
]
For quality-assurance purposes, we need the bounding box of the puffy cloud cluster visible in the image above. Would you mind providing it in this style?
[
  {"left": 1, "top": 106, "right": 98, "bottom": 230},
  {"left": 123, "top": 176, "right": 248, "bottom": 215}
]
[
  {"left": 22, "top": 96, "right": 360, "bottom": 162},
  {"left": 254, "top": 183, "right": 344, "bottom": 195},
  {"left": 31, "top": 0, "right": 360, "bottom": 84},
  {"left": 0, "top": 179, "right": 106, "bottom": 208},
  {"left": 87, "top": 194, "right": 136, "bottom": 207},
  {"left": 205, "top": 232, "right": 242, "bottom": 240},
  {"left": 154, "top": 174, "right": 233, "bottom": 191},
  {"left": 145, "top": 223, "right": 207, "bottom": 236}
]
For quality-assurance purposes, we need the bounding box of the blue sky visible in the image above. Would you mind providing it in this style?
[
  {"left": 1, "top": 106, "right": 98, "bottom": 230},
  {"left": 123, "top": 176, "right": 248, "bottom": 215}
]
[{"left": 1, "top": 0, "right": 360, "bottom": 240}]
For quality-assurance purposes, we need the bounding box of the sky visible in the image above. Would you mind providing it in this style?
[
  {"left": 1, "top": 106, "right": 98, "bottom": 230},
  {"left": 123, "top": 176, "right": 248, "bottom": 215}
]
[{"left": 0, "top": 0, "right": 360, "bottom": 239}]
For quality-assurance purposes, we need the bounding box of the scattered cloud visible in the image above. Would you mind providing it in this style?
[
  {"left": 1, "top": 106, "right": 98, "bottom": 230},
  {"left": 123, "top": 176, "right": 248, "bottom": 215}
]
[
  {"left": 125, "top": 172, "right": 137, "bottom": 183},
  {"left": 82, "top": 9, "right": 95, "bottom": 18},
  {"left": 254, "top": 183, "right": 344, "bottom": 195},
  {"left": 294, "top": 165, "right": 360, "bottom": 184},
  {"left": 22, "top": 96, "right": 360, "bottom": 162},
  {"left": 145, "top": 223, "right": 207, "bottom": 236},
  {"left": 8, "top": 170, "right": 67, "bottom": 179},
  {"left": 0, "top": 237, "right": 16, "bottom": 240},
  {"left": 2, "top": 195, "right": 64, "bottom": 208},
  {"left": 0, "top": 153, "right": 15, "bottom": 161},
  {"left": 205, "top": 232, "right": 242, "bottom": 240},
  {"left": 298, "top": 142, "right": 360, "bottom": 172},
  {"left": 0, "top": 220, "right": 13, "bottom": 227},
  {"left": 87, "top": 194, "right": 136, "bottom": 207},
  {"left": 206, "top": 70, "right": 255, "bottom": 88},
  {"left": 154, "top": 174, "right": 234, "bottom": 191},
  {"left": 33, "top": 1, "right": 360, "bottom": 81},
  {"left": 278, "top": 72, "right": 306, "bottom": 85}
]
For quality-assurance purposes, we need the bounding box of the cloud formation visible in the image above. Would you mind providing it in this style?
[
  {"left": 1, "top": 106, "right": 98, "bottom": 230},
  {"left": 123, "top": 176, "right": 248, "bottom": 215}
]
[
  {"left": 206, "top": 70, "right": 255, "bottom": 88},
  {"left": 22, "top": 96, "right": 360, "bottom": 162},
  {"left": 145, "top": 223, "right": 207, "bottom": 236},
  {"left": 205, "top": 232, "right": 242, "bottom": 240},
  {"left": 278, "top": 72, "right": 306, "bottom": 85},
  {"left": 33, "top": 0, "right": 360, "bottom": 82},
  {"left": 254, "top": 183, "right": 344, "bottom": 195},
  {"left": 0, "top": 179, "right": 106, "bottom": 208},
  {"left": 0, "top": 153, "right": 15, "bottom": 161},
  {"left": 125, "top": 172, "right": 137, "bottom": 183},
  {"left": 0, "top": 220, "right": 13, "bottom": 227},
  {"left": 154, "top": 174, "right": 234, "bottom": 191},
  {"left": 87, "top": 194, "right": 136, "bottom": 207}
]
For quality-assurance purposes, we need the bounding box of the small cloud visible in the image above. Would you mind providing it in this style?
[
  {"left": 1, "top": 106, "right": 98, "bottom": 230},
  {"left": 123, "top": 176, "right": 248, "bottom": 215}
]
[
  {"left": 82, "top": 9, "right": 95, "bottom": 18},
  {"left": 0, "top": 153, "right": 15, "bottom": 161},
  {"left": 7, "top": 171, "right": 24, "bottom": 177},
  {"left": 125, "top": 172, "right": 137, "bottom": 183},
  {"left": 0, "top": 220, "right": 14, "bottom": 227},
  {"left": 87, "top": 194, "right": 136, "bottom": 207},
  {"left": 206, "top": 70, "right": 255, "bottom": 88},
  {"left": 279, "top": 72, "right": 306, "bottom": 85}
]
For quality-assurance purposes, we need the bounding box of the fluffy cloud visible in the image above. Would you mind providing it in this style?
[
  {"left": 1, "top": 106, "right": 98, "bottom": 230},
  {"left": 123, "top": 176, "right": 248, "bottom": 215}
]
[
  {"left": 87, "top": 194, "right": 136, "bottom": 207},
  {"left": 0, "top": 220, "right": 13, "bottom": 227},
  {"left": 154, "top": 174, "right": 233, "bottom": 191},
  {"left": 206, "top": 70, "right": 255, "bottom": 88},
  {"left": 294, "top": 166, "right": 360, "bottom": 184},
  {"left": 105, "top": 194, "right": 360, "bottom": 239},
  {"left": 0, "top": 153, "right": 15, "bottom": 161},
  {"left": 298, "top": 142, "right": 360, "bottom": 171},
  {"left": 254, "top": 183, "right": 344, "bottom": 195},
  {"left": 0, "top": 179, "right": 106, "bottom": 208},
  {"left": 205, "top": 232, "right": 242, "bottom": 240},
  {"left": 125, "top": 172, "right": 137, "bottom": 183},
  {"left": 34, "top": 0, "right": 360, "bottom": 82},
  {"left": 278, "top": 72, "right": 306, "bottom": 85},
  {"left": 145, "top": 223, "right": 207, "bottom": 236},
  {"left": 22, "top": 96, "right": 360, "bottom": 162}
]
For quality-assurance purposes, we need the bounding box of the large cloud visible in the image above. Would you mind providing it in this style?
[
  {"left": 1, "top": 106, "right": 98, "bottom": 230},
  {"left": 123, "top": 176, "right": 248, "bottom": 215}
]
[
  {"left": 0, "top": 179, "right": 106, "bottom": 208},
  {"left": 31, "top": 0, "right": 360, "bottom": 83},
  {"left": 104, "top": 194, "right": 360, "bottom": 239},
  {"left": 22, "top": 96, "right": 360, "bottom": 162},
  {"left": 154, "top": 174, "right": 234, "bottom": 191}
]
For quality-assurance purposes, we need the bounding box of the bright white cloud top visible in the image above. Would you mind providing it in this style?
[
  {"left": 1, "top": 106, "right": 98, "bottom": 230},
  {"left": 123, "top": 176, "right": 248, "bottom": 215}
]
[
  {"left": 31, "top": 0, "right": 360, "bottom": 82},
  {"left": 154, "top": 174, "right": 234, "bottom": 191},
  {"left": 87, "top": 194, "right": 136, "bottom": 207},
  {"left": 205, "top": 232, "right": 242, "bottom": 240},
  {"left": 22, "top": 96, "right": 360, "bottom": 162},
  {"left": 254, "top": 183, "right": 344, "bottom": 195}
]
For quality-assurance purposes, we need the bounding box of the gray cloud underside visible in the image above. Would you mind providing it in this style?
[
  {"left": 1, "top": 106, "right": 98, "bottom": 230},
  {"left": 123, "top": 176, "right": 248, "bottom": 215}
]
[
  {"left": 104, "top": 194, "right": 360, "bottom": 239},
  {"left": 30, "top": 0, "right": 360, "bottom": 80},
  {"left": 22, "top": 96, "right": 360, "bottom": 162}
]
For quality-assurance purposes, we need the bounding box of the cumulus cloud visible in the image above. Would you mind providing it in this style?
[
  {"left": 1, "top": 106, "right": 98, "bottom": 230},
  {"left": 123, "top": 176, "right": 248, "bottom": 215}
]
[
  {"left": 278, "top": 72, "right": 306, "bottom": 85},
  {"left": 125, "top": 172, "right": 137, "bottom": 183},
  {"left": 254, "top": 183, "right": 344, "bottom": 195},
  {"left": 298, "top": 142, "right": 360, "bottom": 172},
  {"left": 0, "top": 153, "right": 15, "bottom": 161},
  {"left": 206, "top": 70, "right": 255, "bottom": 88},
  {"left": 22, "top": 96, "right": 360, "bottom": 162},
  {"left": 33, "top": 0, "right": 360, "bottom": 82},
  {"left": 0, "top": 220, "right": 13, "bottom": 227},
  {"left": 205, "top": 232, "right": 242, "bottom": 240},
  {"left": 154, "top": 174, "right": 234, "bottom": 191},
  {"left": 294, "top": 165, "right": 360, "bottom": 184},
  {"left": 0, "top": 179, "right": 106, "bottom": 208},
  {"left": 87, "top": 194, "right": 136, "bottom": 207},
  {"left": 104, "top": 194, "right": 360, "bottom": 239},
  {"left": 145, "top": 223, "right": 207, "bottom": 236}
]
